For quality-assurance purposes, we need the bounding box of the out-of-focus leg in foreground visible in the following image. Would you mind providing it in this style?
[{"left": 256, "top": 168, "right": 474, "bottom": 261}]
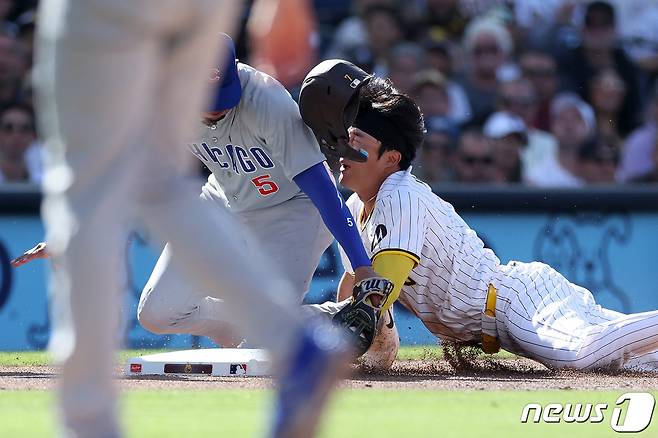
[{"left": 34, "top": 0, "right": 349, "bottom": 437}]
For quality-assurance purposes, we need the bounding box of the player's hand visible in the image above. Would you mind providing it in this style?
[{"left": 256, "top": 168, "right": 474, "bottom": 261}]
[
  {"left": 351, "top": 276, "right": 394, "bottom": 312},
  {"left": 353, "top": 266, "right": 384, "bottom": 307},
  {"left": 11, "top": 242, "right": 49, "bottom": 267},
  {"left": 332, "top": 276, "right": 394, "bottom": 356}
]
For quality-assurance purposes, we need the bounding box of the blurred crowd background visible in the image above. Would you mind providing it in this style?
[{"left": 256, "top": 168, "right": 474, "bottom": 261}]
[{"left": 2, "top": 0, "right": 658, "bottom": 187}]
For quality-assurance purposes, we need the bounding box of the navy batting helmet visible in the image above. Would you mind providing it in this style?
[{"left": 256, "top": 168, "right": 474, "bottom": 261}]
[{"left": 299, "top": 59, "right": 372, "bottom": 162}]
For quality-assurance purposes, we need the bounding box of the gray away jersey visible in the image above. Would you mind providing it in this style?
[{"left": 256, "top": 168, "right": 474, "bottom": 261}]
[
  {"left": 340, "top": 169, "right": 501, "bottom": 342},
  {"left": 189, "top": 63, "right": 326, "bottom": 213}
]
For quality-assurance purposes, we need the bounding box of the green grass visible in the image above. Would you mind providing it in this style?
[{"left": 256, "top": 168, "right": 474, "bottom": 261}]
[
  {"left": 1, "top": 346, "right": 514, "bottom": 366},
  {"left": 0, "top": 349, "right": 168, "bottom": 366},
  {"left": 2, "top": 348, "right": 657, "bottom": 437},
  {"left": 1, "top": 390, "right": 656, "bottom": 437},
  {"left": 395, "top": 345, "right": 517, "bottom": 361}
]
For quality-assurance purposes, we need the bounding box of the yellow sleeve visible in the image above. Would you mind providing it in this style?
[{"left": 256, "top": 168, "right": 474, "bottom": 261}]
[{"left": 372, "top": 250, "right": 418, "bottom": 311}]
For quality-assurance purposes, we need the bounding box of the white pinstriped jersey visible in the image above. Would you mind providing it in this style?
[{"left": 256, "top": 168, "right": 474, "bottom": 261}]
[
  {"left": 189, "top": 63, "right": 325, "bottom": 213},
  {"left": 340, "top": 168, "right": 501, "bottom": 342},
  {"left": 340, "top": 169, "right": 658, "bottom": 371}
]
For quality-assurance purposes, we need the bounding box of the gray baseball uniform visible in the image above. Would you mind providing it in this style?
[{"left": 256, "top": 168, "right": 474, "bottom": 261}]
[
  {"left": 340, "top": 169, "right": 658, "bottom": 371},
  {"left": 138, "top": 63, "right": 333, "bottom": 343},
  {"left": 194, "top": 62, "right": 326, "bottom": 212}
]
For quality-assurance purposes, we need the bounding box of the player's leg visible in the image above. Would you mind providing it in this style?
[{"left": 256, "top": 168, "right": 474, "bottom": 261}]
[
  {"left": 137, "top": 243, "right": 243, "bottom": 346},
  {"left": 500, "top": 263, "right": 658, "bottom": 370},
  {"left": 495, "top": 262, "right": 599, "bottom": 367},
  {"left": 593, "top": 308, "right": 658, "bottom": 371},
  {"left": 572, "top": 297, "right": 658, "bottom": 371},
  {"left": 34, "top": 0, "right": 183, "bottom": 435},
  {"left": 138, "top": 195, "right": 334, "bottom": 346},
  {"left": 240, "top": 195, "right": 334, "bottom": 299}
]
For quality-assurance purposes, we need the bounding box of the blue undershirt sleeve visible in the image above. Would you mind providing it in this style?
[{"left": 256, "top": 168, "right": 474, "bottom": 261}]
[{"left": 293, "top": 162, "right": 371, "bottom": 270}]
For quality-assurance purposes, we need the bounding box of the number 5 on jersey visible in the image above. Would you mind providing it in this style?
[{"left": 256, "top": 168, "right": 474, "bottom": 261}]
[{"left": 251, "top": 174, "right": 279, "bottom": 196}]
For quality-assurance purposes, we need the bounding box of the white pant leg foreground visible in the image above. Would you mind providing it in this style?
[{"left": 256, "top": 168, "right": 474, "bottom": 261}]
[
  {"left": 494, "top": 262, "right": 658, "bottom": 370},
  {"left": 35, "top": 1, "right": 306, "bottom": 436}
]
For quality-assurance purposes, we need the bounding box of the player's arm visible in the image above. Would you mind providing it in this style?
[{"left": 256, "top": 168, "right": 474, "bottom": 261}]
[
  {"left": 10, "top": 242, "right": 50, "bottom": 267},
  {"left": 293, "top": 163, "right": 373, "bottom": 277},
  {"left": 337, "top": 271, "right": 355, "bottom": 301},
  {"left": 337, "top": 247, "right": 416, "bottom": 311},
  {"left": 364, "top": 193, "right": 426, "bottom": 310},
  {"left": 371, "top": 251, "right": 417, "bottom": 311},
  {"left": 254, "top": 67, "right": 376, "bottom": 282}
]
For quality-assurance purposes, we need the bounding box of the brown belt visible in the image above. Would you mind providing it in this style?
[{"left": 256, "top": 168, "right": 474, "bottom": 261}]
[{"left": 481, "top": 283, "right": 501, "bottom": 354}]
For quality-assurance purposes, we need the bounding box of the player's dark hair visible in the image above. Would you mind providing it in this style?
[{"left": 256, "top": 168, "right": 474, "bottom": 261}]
[{"left": 356, "top": 77, "right": 425, "bottom": 170}]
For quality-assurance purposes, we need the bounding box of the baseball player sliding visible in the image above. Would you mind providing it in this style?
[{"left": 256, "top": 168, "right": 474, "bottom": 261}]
[
  {"left": 299, "top": 61, "right": 658, "bottom": 372},
  {"left": 16, "top": 36, "right": 388, "bottom": 349}
]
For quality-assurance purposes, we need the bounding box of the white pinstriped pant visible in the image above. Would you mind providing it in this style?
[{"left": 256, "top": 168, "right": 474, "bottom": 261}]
[{"left": 491, "top": 261, "right": 658, "bottom": 370}]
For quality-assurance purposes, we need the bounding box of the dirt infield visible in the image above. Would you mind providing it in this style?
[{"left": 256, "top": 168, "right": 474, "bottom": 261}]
[{"left": 3, "top": 356, "right": 658, "bottom": 391}]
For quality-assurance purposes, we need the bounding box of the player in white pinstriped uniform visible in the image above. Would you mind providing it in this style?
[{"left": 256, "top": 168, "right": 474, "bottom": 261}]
[{"left": 334, "top": 76, "right": 658, "bottom": 372}]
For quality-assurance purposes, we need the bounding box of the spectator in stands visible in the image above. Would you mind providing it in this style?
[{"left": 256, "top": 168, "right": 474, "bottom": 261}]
[
  {"left": 519, "top": 49, "right": 559, "bottom": 132},
  {"left": 0, "top": 102, "right": 40, "bottom": 183},
  {"left": 648, "top": 147, "right": 658, "bottom": 183},
  {"left": 617, "top": 83, "right": 658, "bottom": 182},
  {"left": 341, "top": 5, "right": 405, "bottom": 74},
  {"left": 557, "top": 1, "right": 643, "bottom": 137},
  {"left": 411, "top": 70, "right": 451, "bottom": 119},
  {"left": 526, "top": 93, "right": 596, "bottom": 187},
  {"left": 453, "top": 128, "right": 498, "bottom": 183},
  {"left": 387, "top": 43, "right": 425, "bottom": 95},
  {"left": 0, "top": 31, "right": 25, "bottom": 106},
  {"left": 0, "top": 0, "right": 16, "bottom": 36},
  {"left": 460, "top": 18, "right": 515, "bottom": 125},
  {"left": 423, "top": 41, "right": 472, "bottom": 124},
  {"left": 413, "top": 116, "right": 458, "bottom": 184},
  {"left": 16, "top": 8, "right": 34, "bottom": 69},
  {"left": 519, "top": 1, "right": 579, "bottom": 56},
  {"left": 14, "top": 9, "right": 34, "bottom": 105},
  {"left": 612, "top": 0, "right": 658, "bottom": 82},
  {"left": 326, "top": 0, "right": 399, "bottom": 59},
  {"left": 497, "top": 77, "right": 557, "bottom": 182},
  {"left": 589, "top": 68, "right": 626, "bottom": 145},
  {"left": 577, "top": 135, "right": 619, "bottom": 184},
  {"left": 417, "top": 0, "right": 469, "bottom": 44},
  {"left": 483, "top": 111, "right": 527, "bottom": 183}
]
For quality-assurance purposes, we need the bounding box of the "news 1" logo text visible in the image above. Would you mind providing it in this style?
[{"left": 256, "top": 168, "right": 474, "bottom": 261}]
[{"left": 520, "top": 392, "right": 655, "bottom": 433}]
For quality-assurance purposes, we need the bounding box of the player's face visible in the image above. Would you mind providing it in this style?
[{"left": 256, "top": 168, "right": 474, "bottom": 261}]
[{"left": 339, "top": 127, "right": 389, "bottom": 192}]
